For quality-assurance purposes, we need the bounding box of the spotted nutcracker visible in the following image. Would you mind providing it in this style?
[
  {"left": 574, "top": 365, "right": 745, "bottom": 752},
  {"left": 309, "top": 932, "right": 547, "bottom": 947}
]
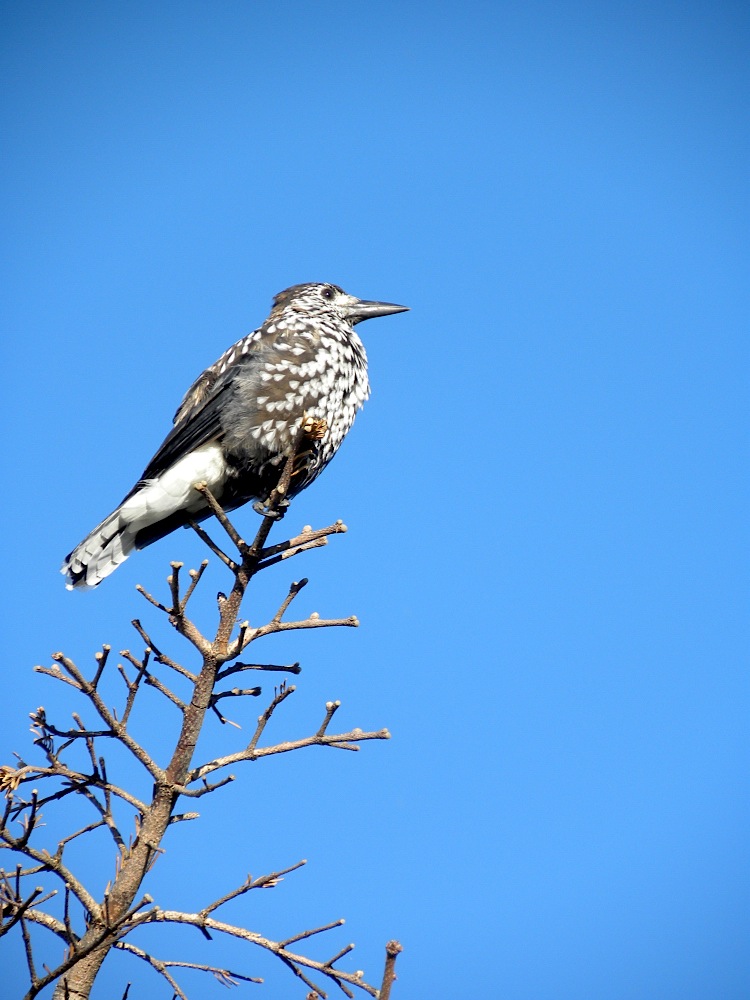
[{"left": 62, "top": 282, "right": 408, "bottom": 589}]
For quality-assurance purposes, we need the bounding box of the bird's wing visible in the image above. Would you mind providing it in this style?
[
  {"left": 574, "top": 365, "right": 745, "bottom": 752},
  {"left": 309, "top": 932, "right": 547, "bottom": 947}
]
[
  {"left": 172, "top": 330, "right": 262, "bottom": 426},
  {"left": 171, "top": 369, "right": 221, "bottom": 426},
  {"left": 120, "top": 332, "right": 260, "bottom": 502},
  {"left": 125, "top": 320, "right": 320, "bottom": 500},
  {"left": 124, "top": 377, "right": 234, "bottom": 496}
]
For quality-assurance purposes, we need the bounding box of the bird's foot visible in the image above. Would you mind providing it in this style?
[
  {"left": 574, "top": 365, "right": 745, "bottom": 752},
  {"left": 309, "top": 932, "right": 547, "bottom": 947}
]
[
  {"left": 301, "top": 414, "right": 328, "bottom": 440},
  {"left": 253, "top": 498, "right": 289, "bottom": 520}
]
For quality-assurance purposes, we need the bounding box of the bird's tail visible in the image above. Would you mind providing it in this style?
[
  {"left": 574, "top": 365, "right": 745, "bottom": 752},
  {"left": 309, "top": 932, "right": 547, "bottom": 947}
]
[
  {"left": 62, "top": 443, "right": 228, "bottom": 590},
  {"left": 61, "top": 507, "right": 140, "bottom": 590}
]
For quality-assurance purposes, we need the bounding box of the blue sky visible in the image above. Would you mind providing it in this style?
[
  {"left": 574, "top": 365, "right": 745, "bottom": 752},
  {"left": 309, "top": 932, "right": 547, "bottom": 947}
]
[{"left": 1, "top": 2, "right": 748, "bottom": 998}]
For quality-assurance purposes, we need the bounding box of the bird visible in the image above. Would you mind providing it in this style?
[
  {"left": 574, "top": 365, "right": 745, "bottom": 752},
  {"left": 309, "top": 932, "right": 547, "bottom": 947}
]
[{"left": 61, "top": 282, "right": 408, "bottom": 590}]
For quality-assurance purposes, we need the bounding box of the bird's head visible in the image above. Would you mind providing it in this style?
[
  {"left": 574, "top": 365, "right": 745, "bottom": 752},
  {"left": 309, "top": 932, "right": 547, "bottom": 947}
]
[{"left": 271, "top": 282, "right": 409, "bottom": 326}]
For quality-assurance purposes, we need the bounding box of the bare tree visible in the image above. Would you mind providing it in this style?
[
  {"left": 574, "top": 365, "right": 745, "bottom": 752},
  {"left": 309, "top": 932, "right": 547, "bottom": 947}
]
[{"left": 0, "top": 443, "right": 402, "bottom": 999}]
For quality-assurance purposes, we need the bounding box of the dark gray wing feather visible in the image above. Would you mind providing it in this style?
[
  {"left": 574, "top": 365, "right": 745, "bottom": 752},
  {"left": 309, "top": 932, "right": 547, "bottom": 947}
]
[
  {"left": 170, "top": 329, "right": 263, "bottom": 427},
  {"left": 120, "top": 371, "right": 238, "bottom": 504},
  {"left": 136, "top": 377, "right": 235, "bottom": 483},
  {"left": 123, "top": 321, "right": 315, "bottom": 503},
  {"left": 172, "top": 369, "right": 222, "bottom": 426}
]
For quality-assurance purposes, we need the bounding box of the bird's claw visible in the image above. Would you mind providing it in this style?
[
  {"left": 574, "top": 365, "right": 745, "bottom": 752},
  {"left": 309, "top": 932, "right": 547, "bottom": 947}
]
[{"left": 253, "top": 498, "right": 289, "bottom": 520}]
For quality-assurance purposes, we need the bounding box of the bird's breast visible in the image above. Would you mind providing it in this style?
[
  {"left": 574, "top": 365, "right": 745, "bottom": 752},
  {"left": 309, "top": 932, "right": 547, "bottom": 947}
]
[{"left": 221, "top": 328, "right": 369, "bottom": 464}]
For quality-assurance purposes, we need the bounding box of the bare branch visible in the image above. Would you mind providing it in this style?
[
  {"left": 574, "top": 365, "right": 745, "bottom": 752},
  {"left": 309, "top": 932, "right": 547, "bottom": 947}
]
[
  {"left": 188, "top": 520, "right": 236, "bottom": 569},
  {"left": 247, "top": 684, "right": 297, "bottom": 753},
  {"left": 33, "top": 664, "right": 83, "bottom": 691},
  {"left": 316, "top": 700, "right": 341, "bottom": 736},
  {"left": 167, "top": 812, "right": 200, "bottom": 826},
  {"left": 92, "top": 646, "right": 111, "bottom": 689},
  {"left": 179, "top": 560, "right": 210, "bottom": 612},
  {"left": 0, "top": 881, "right": 44, "bottom": 938},
  {"left": 3, "top": 763, "right": 147, "bottom": 815},
  {"left": 216, "top": 659, "right": 301, "bottom": 682},
  {"left": 0, "top": 835, "right": 100, "bottom": 917},
  {"left": 57, "top": 820, "right": 108, "bottom": 852},
  {"left": 210, "top": 686, "right": 262, "bottom": 705},
  {"left": 256, "top": 535, "right": 328, "bottom": 570},
  {"left": 167, "top": 562, "right": 183, "bottom": 614},
  {"left": 134, "top": 583, "right": 168, "bottom": 613},
  {"left": 280, "top": 918, "right": 345, "bottom": 947},
  {"left": 119, "top": 646, "right": 187, "bottom": 712},
  {"left": 378, "top": 940, "right": 404, "bottom": 1000},
  {"left": 192, "top": 482, "right": 246, "bottom": 551},
  {"left": 20, "top": 913, "right": 37, "bottom": 987},
  {"left": 200, "top": 861, "right": 307, "bottom": 918},
  {"left": 117, "top": 939, "right": 263, "bottom": 992},
  {"left": 128, "top": 908, "right": 379, "bottom": 997},
  {"left": 236, "top": 614, "right": 360, "bottom": 657},
  {"left": 185, "top": 684, "right": 390, "bottom": 785},
  {"left": 48, "top": 653, "right": 164, "bottom": 782},
  {"left": 325, "top": 942, "right": 355, "bottom": 968},
  {"left": 190, "top": 723, "right": 390, "bottom": 784},
  {"left": 272, "top": 578, "right": 308, "bottom": 624},
  {"left": 256, "top": 521, "right": 348, "bottom": 572},
  {"left": 8, "top": 904, "right": 67, "bottom": 940}
]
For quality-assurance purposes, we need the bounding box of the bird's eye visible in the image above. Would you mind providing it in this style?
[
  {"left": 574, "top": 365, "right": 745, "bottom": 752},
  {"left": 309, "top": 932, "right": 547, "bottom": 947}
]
[{"left": 321, "top": 287, "right": 335, "bottom": 300}]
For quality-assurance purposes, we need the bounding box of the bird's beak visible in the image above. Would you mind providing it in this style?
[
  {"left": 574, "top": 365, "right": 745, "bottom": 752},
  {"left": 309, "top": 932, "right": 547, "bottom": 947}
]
[{"left": 345, "top": 297, "right": 409, "bottom": 324}]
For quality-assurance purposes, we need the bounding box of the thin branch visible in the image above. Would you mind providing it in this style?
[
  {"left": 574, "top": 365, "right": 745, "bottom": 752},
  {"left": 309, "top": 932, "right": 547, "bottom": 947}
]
[
  {"left": 8, "top": 905, "right": 67, "bottom": 941},
  {"left": 247, "top": 684, "right": 297, "bottom": 754},
  {"left": 121, "top": 647, "right": 187, "bottom": 712},
  {"left": 117, "top": 939, "right": 263, "bottom": 991},
  {"left": 216, "top": 659, "right": 301, "bottom": 682},
  {"left": 0, "top": 883, "right": 44, "bottom": 938},
  {"left": 272, "top": 578, "right": 308, "bottom": 624},
  {"left": 325, "top": 942, "right": 355, "bottom": 969},
  {"left": 20, "top": 914, "right": 37, "bottom": 987},
  {"left": 128, "top": 909, "right": 379, "bottom": 997},
  {"left": 134, "top": 583, "right": 168, "bottom": 613},
  {"left": 48, "top": 653, "right": 164, "bottom": 782},
  {"left": 153, "top": 651, "right": 197, "bottom": 683},
  {"left": 200, "top": 861, "right": 307, "bottom": 918},
  {"left": 255, "top": 521, "right": 348, "bottom": 572},
  {"left": 180, "top": 560, "right": 210, "bottom": 611},
  {"left": 167, "top": 812, "right": 200, "bottom": 825},
  {"left": 192, "top": 483, "right": 246, "bottom": 551},
  {"left": 378, "top": 941, "right": 404, "bottom": 1000},
  {"left": 130, "top": 619, "right": 202, "bottom": 679},
  {"left": 117, "top": 649, "right": 151, "bottom": 724},
  {"left": 210, "top": 687, "right": 262, "bottom": 704},
  {"left": 176, "top": 773, "right": 235, "bottom": 799},
  {"left": 0, "top": 836, "right": 100, "bottom": 918},
  {"left": 92, "top": 646, "right": 111, "bottom": 688},
  {"left": 316, "top": 701, "right": 341, "bottom": 737},
  {"left": 129, "top": 620, "right": 161, "bottom": 658},
  {"left": 33, "top": 665, "right": 83, "bottom": 691},
  {"left": 57, "top": 819, "right": 107, "bottom": 852},
  {"left": 2, "top": 764, "right": 147, "bottom": 815},
  {"left": 237, "top": 614, "right": 360, "bottom": 655},
  {"left": 189, "top": 723, "right": 390, "bottom": 784},
  {"left": 168, "top": 562, "right": 183, "bottom": 614},
  {"left": 63, "top": 886, "right": 75, "bottom": 953},
  {"left": 255, "top": 535, "right": 328, "bottom": 571},
  {"left": 280, "top": 918, "right": 345, "bottom": 947},
  {"left": 188, "top": 520, "right": 236, "bottom": 569}
]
